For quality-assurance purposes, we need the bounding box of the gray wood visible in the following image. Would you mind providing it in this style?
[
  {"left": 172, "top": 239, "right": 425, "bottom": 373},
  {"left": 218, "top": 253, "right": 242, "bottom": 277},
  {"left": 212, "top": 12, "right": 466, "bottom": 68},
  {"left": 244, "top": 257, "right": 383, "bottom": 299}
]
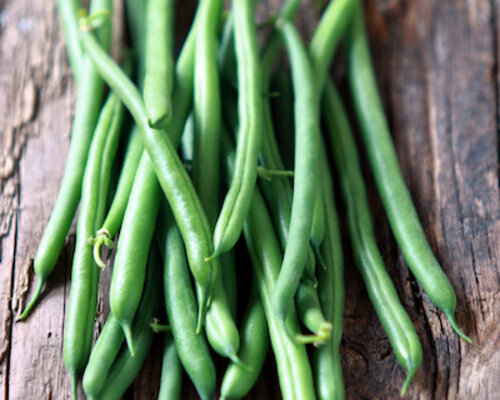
[{"left": 0, "top": 0, "right": 498, "bottom": 399}]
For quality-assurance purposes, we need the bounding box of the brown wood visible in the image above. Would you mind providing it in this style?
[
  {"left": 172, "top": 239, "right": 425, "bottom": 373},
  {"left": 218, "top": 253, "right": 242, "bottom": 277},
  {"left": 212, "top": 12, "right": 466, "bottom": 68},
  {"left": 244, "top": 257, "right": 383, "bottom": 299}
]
[{"left": 0, "top": 0, "right": 498, "bottom": 399}]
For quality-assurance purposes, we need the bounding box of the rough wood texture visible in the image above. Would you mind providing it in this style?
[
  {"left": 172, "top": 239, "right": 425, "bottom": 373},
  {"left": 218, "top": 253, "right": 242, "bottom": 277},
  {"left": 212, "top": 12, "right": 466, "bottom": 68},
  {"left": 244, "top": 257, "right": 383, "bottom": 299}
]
[{"left": 0, "top": 0, "right": 498, "bottom": 399}]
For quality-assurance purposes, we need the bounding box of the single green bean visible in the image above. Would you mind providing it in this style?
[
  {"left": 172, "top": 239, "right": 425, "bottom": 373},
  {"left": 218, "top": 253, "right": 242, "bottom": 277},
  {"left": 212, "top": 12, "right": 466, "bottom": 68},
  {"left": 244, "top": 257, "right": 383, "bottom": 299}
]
[
  {"left": 95, "top": 95, "right": 126, "bottom": 226},
  {"left": 63, "top": 90, "right": 116, "bottom": 398},
  {"left": 158, "top": 332, "right": 182, "bottom": 400},
  {"left": 89, "top": 247, "right": 163, "bottom": 400},
  {"left": 56, "top": 0, "right": 83, "bottom": 83},
  {"left": 193, "top": 0, "right": 224, "bottom": 226},
  {"left": 346, "top": 3, "right": 470, "bottom": 342},
  {"left": 324, "top": 80, "right": 423, "bottom": 394},
  {"left": 272, "top": 20, "right": 320, "bottom": 338},
  {"left": 220, "top": 283, "right": 269, "bottom": 400},
  {"left": 144, "top": 0, "right": 175, "bottom": 127},
  {"left": 109, "top": 153, "right": 161, "bottom": 354},
  {"left": 210, "top": 0, "right": 263, "bottom": 259},
  {"left": 80, "top": 22, "right": 217, "bottom": 327},
  {"left": 82, "top": 314, "right": 123, "bottom": 398},
  {"left": 313, "top": 146, "right": 345, "bottom": 400},
  {"left": 20, "top": 0, "right": 112, "bottom": 320},
  {"left": 159, "top": 207, "right": 216, "bottom": 400}
]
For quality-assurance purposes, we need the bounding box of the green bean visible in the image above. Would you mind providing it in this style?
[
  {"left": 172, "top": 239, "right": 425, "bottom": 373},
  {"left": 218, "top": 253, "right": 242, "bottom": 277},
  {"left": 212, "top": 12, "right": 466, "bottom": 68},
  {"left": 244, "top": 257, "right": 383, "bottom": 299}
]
[
  {"left": 158, "top": 333, "right": 182, "bottom": 400},
  {"left": 309, "top": 0, "right": 356, "bottom": 91},
  {"left": 159, "top": 206, "right": 216, "bottom": 400},
  {"left": 95, "top": 95, "right": 126, "bottom": 227},
  {"left": 80, "top": 21, "right": 217, "bottom": 327},
  {"left": 193, "top": 0, "right": 224, "bottom": 226},
  {"left": 220, "top": 283, "right": 269, "bottom": 400},
  {"left": 272, "top": 20, "right": 320, "bottom": 338},
  {"left": 124, "top": 0, "right": 146, "bottom": 80},
  {"left": 62, "top": 91, "right": 116, "bottom": 398},
  {"left": 19, "top": 0, "right": 112, "bottom": 320},
  {"left": 296, "top": 281, "right": 332, "bottom": 345},
  {"left": 210, "top": 0, "right": 263, "bottom": 259},
  {"left": 82, "top": 314, "right": 123, "bottom": 398},
  {"left": 346, "top": 5, "right": 470, "bottom": 342},
  {"left": 109, "top": 153, "right": 161, "bottom": 354},
  {"left": 217, "top": 13, "right": 237, "bottom": 88},
  {"left": 144, "top": 0, "right": 175, "bottom": 127},
  {"left": 313, "top": 147, "right": 345, "bottom": 400},
  {"left": 324, "top": 80, "right": 423, "bottom": 394},
  {"left": 222, "top": 132, "right": 316, "bottom": 400},
  {"left": 89, "top": 247, "right": 163, "bottom": 400},
  {"left": 56, "top": 0, "right": 83, "bottom": 83},
  {"left": 93, "top": 126, "right": 142, "bottom": 267},
  {"left": 180, "top": 113, "right": 194, "bottom": 163}
]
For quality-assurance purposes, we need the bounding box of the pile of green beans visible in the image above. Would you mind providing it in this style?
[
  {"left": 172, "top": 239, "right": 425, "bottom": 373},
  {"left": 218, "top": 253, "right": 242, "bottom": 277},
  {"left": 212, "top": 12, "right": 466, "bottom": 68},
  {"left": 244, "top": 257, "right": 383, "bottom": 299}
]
[{"left": 20, "top": 0, "right": 470, "bottom": 398}]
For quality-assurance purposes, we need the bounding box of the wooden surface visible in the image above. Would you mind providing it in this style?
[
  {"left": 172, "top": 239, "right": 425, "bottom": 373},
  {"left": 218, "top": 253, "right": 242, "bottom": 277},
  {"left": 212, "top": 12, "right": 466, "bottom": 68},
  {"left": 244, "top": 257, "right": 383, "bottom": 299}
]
[{"left": 0, "top": 0, "right": 499, "bottom": 399}]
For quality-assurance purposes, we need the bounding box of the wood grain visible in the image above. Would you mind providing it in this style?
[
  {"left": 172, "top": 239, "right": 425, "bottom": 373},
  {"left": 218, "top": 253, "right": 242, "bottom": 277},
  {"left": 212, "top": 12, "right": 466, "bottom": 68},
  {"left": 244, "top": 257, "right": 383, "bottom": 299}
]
[{"left": 0, "top": 0, "right": 498, "bottom": 399}]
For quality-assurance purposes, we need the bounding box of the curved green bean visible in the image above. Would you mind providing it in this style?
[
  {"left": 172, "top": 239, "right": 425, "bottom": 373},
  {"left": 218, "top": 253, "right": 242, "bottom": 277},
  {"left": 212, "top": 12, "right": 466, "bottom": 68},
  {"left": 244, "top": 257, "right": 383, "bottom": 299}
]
[
  {"left": 20, "top": 0, "right": 112, "bottom": 320},
  {"left": 56, "top": 0, "right": 83, "bottom": 83},
  {"left": 63, "top": 91, "right": 116, "bottom": 397},
  {"left": 324, "top": 80, "right": 423, "bottom": 394},
  {"left": 210, "top": 0, "right": 263, "bottom": 259},
  {"left": 272, "top": 20, "right": 320, "bottom": 337},
  {"left": 346, "top": 5, "right": 469, "bottom": 342}
]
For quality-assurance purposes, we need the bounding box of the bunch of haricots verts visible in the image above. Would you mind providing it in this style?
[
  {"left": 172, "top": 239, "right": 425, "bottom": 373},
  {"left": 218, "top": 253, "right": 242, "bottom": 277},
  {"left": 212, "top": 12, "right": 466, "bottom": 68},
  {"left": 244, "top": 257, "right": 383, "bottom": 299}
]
[{"left": 20, "top": 0, "right": 471, "bottom": 398}]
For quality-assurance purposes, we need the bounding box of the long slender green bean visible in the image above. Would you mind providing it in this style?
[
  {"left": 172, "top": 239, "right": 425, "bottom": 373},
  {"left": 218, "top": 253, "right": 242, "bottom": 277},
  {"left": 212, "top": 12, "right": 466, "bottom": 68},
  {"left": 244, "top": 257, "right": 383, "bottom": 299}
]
[
  {"left": 312, "top": 146, "right": 345, "bottom": 400},
  {"left": 324, "top": 80, "right": 423, "bottom": 394},
  {"left": 20, "top": 0, "right": 112, "bottom": 320},
  {"left": 346, "top": 3, "right": 470, "bottom": 342},
  {"left": 272, "top": 20, "right": 320, "bottom": 337},
  {"left": 63, "top": 90, "right": 117, "bottom": 398},
  {"left": 56, "top": 0, "right": 83, "bottom": 83},
  {"left": 210, "top": 0, "right": 263, "bottom": 259}
]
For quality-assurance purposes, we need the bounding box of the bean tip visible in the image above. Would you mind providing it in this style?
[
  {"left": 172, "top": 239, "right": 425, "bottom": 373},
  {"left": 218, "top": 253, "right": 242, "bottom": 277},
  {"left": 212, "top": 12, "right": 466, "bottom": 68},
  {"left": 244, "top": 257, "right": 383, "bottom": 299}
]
[{"left": 446, "top": 312, "right": 472, "bottom": 344}]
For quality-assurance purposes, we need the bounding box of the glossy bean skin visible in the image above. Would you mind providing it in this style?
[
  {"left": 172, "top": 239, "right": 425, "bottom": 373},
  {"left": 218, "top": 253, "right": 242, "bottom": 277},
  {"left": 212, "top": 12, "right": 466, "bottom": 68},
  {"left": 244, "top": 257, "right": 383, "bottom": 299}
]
[
  {"left": 87, "top": 248, "right": 163, "bottom": 400},
  {"left": 109, "top": 153, "right": 161, "bottom": 353},
  {"left": 93, "top": 125, "right": 142, "bottom": 264},
  {"left": 272, "top": 20, "right": 320, "bottom": 336},
  {"left": 158, "top": 333, "right": 182, "bottom": 400},
  {"left": 312, "top": 147, "right": 345, "bottom": 400},
  {"left": 20, "top": 0, "right": 112, "bottom": 320},
  {"left": 80, "top": 23, "right": 217, "bottom": 325},
  {"left": 144, "top": 0, "right": 174, "bottom": 127},
  {"left": 309, "top": 0, "right": 356, "bottom": 91},
  {"left": 346, "top": 4, "right": 469, "bottom": 342},
  {"left": 82, "top": 315, "right": 123, "bottom": 398},
  {"left": 222, "top": 134, "right": 316, "bottom": 400},
  {"left": 220, "top": 250, "right": 238, "bottom": 320},
  {"left": 324, "top": 80, "right": 423, "bottom": 394},
  {"left": 193, "top": 0, "right": 224, "bottom": 226},
  {"left": 95, "top": 96, "right": 125, "bottom": 227},
  {"left": 211, "top": 0, "right": 263, "bottom": 258},
  {"left": 296, "top": 281, "right": 332, "bottom": 345},
  {"left": 62, "top": 91, "right": 117, "bottom": 397},
  {"left": 159, "top": 207, "right": 216, "bottom": 400},
  {"left": 220, "top": 283, "right": 269, "bottom": 400}
]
